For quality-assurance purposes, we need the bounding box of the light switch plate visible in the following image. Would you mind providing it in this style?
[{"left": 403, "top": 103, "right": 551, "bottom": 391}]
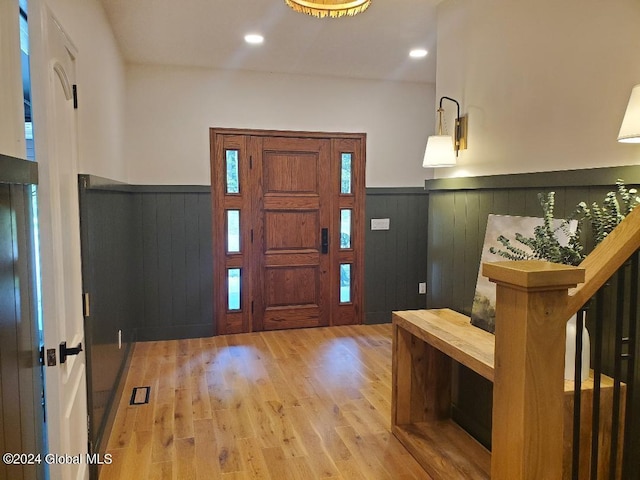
[{"left": 371, "top": 218, "right": 390, "bottom": 230}]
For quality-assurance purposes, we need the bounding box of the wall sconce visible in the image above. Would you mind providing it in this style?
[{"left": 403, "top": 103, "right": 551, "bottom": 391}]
[
  {"left": 423, "top": 96, "right": 468, "bottom": 168},
  {"left": 618, "top": 84, "right": 640, "bottom": 143}
]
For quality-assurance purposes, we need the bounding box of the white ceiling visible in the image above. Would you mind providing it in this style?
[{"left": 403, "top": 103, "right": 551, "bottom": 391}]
[{"left": 97, "top": 0, "right": 440, "bottom": 84}]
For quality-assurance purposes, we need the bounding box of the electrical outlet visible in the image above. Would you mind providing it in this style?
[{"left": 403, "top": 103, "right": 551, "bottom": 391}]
[{"left": 419, "top": 282, "right": 427, "bottom": 294}]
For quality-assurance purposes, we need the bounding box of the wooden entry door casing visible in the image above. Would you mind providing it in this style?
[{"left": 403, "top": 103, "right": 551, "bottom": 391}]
[{"left": 211, "top": 128, "right": 365, "bottom": 334}]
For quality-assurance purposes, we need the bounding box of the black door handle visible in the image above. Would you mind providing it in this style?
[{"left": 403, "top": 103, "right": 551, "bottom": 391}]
[
  {"left": 321, "top": 228, "right": 329, "bottom": 254},
  {"left": 60, "top": 341, "right": 83, "bottom": 364}
]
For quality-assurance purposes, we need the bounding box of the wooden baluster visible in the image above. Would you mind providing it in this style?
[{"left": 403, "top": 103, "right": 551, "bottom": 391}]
[{"left": 483, "top": 260, "right": 585, "bottom": 480}]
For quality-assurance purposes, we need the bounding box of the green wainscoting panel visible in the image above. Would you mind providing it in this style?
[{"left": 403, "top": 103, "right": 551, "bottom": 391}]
[
  {"left": 425, "top": 166, "right": 640, "bottom": 456},
  {"left": 80, "top": 178, "right": 214, "bottom": 344},
  {"left": 80, "top": 180, "right": 425, "bottom": 337},
  {"left": 365, "top": 188, "right": 428, "bottom": 324},
  {"left": 78, "top": 179, "right": 141, "bottom": 461},
  {"left": 137, "top": 190, "right": 213, "bottom": 341}
]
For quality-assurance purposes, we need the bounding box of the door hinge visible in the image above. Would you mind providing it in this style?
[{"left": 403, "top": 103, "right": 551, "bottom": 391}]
[
  {"left": 249, "top": 155, "right": 253, "bottom": 169},
  {"left": 251, "top": 301, "right": 254, "bottom": 314},
  {"left": 72, "top": 84, "right": 78, "bottom": 109},
  {"left": 83, "top": 293, "right": 90, "bottom": 317},
  {"left": 251, "top": 229, "right": 254, "bottom": 243}
]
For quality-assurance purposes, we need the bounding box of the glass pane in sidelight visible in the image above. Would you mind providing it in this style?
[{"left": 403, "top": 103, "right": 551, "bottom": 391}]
[
  {"left": 228, "top": 268, "right": 241, "bottom": 310},
  {"left": 227, "top": 210, "right": 240, "bottom": 253},
  {"left": 226, "top": 149, "right": 239, "bottom": 194},
  {"left": 340, "top": 153, "right": 352, "bottom": 194},
  {"left": 339, "top": 264, "right": 351, "bottom": 303},
  {"left": 340, "top": 209, "right": 351, "bottom": 249}
]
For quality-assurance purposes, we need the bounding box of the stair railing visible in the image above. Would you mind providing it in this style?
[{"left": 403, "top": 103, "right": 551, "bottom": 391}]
[{"left": 482, "top": 205, "right": 640, "bottom": 479}]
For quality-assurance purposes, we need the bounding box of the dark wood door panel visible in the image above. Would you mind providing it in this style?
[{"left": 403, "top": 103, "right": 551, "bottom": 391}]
[
  {"left": 264, "top": 252, "right": 320, "bottom": 266},
  {"left": 263, "top": 305, "right": 322, "bottom": 330},
  {"left": 265, "top": 266, "right": 319, "bottom": 306},
  {"left": 263, "top": 151, "right": 318, "bottom": 194},
  {"left": 253, "top": 136, "right": 331, "bottom": 331},
  {"left": 264, "top": 210, "right": 319, "bottom": 251},
  {"left": 330, "top": 137, "right": 365, "bottom": 326},
  {"left": 211, "top": 129, "right": 365, "bottom": 334},
  {"left": 262, "top": 196, "right": 320, "bottom": 209},
  {"left": 210, "top": 132, "right": 252, "bottom": 334}
]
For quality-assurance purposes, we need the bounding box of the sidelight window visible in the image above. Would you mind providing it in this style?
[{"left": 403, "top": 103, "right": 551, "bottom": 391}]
[
  {"left": 227, "top": 210, "right": 240, "bottom": 253},
  {"left": 339, "top": 264, "right": 351, "bottom": 303},
  {"left": 226, "top": 150, "right": 240, "bottom": 194},
  {"left": 227, "top": 268, "right": 241, "bottom": 310},
  {"left": 340, "top": 209, "right": 351, "bottom": 249},
  {"left": 340, "top": 153, "right": 352, "bottom": 194}
]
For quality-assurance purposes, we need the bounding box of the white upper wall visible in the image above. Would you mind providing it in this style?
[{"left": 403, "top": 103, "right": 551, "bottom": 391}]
[
  {"left": 0, "top": 2, "right": 26, "bottom": 157},
  {"left": 434, "top": 0, "right": 640, "bottom": 178},
  {"left": 125, "top": 64, "right": 435, "bottom": 187},
  {"left": 44, "top": 0, "right": 127, "bottom": 181},
  {"left": 25, "top": 0, "right": 640, "bottom": 185}
]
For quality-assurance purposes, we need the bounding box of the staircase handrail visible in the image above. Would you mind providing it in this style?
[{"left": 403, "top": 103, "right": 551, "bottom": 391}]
[{"left": 566, "top": 205, "right": 640, "bottom": 318}]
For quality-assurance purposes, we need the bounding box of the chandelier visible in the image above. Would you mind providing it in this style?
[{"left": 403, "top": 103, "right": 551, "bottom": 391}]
[{"left": 285, "top": 0, "right": 371, "bottom": 18}]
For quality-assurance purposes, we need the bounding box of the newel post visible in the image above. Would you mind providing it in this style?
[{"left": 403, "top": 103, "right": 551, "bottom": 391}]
[{"left": 483, "top": 260, "right": 585, "bottom": 480}]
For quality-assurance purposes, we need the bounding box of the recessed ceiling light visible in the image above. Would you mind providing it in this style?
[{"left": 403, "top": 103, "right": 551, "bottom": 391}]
[
  {"left": 409, "top": 49, "right": 428, "bottom": 58},
  {"left": 244, "top": 34, "right": 264, "bottom": 45}
]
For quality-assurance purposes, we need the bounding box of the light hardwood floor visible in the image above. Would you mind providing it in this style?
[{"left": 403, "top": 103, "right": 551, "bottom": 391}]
[{"left": 99, "top": 324, "right": 432, "bottom": 480}]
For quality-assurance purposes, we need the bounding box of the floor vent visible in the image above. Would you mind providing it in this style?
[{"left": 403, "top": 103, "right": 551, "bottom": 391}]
[{"left": 129, "top": 386, "right": 151, "bottom": 405}]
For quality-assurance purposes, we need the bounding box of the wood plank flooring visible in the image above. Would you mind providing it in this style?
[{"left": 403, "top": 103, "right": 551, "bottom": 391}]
[{"left": 99, "top": 324, "right": 432, "bottom": 480}]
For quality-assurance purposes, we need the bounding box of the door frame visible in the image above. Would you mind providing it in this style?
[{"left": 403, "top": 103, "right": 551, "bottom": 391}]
[{"left": 210, "top": 127, "right": 366, "bottom": 334}]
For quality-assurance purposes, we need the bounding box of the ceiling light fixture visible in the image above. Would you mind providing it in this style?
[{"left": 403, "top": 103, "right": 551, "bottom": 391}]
[
  {"left": 423, "top": 96, "right": 468, "bottom": 168},
  {"left": 618, "top": 84, "right": 640, "bottom": 143},
  {"left": 244, "top": 34, "right": 264, "bottom": 45},
  {"left": 284, "top": 0, "right": 371, "bottom": 18},
  {"left": 409, "top": 49, "right": 428, "bottom": 58}
]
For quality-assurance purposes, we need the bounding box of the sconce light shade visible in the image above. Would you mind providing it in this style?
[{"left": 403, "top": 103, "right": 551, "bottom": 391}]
[
  {"left": 618, "top": 84, "right": 640, "bottom": 143},
  {"left": 422, "top": 96, "right": 466, "bottom": 168},
  {"left": 423, "top": 135, "right": 456, "bottom": 167}
]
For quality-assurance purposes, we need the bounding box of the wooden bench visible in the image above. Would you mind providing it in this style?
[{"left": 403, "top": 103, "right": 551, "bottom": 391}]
[{"left": 392, "top": 308, "right": 623, "bottom": 480}]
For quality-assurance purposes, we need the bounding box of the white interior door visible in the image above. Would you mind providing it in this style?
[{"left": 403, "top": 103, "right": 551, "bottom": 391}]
[{"left": 32, "top": 6, "right": 88, "bottom": 480}]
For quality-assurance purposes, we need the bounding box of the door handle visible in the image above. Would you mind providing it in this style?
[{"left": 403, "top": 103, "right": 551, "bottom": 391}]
[
  {"left": 321, "top": 228, "right": 329, "bottom": 254},
  {"left": 59, "top": 341, "right": 83, "bottom": 364}
]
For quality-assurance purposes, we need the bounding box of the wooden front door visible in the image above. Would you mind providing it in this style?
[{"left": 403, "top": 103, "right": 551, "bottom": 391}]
[{"left": 211, "top": 129, "right": 365, "bottom": 334}]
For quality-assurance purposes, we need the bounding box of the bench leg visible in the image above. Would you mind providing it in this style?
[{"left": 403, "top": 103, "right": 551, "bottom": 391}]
[{"left": 393, "top": 324, "right": 452, "bottom": 426}]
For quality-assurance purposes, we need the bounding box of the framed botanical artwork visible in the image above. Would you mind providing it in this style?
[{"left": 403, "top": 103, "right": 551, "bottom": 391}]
[{"left": 471, "top": 214, "right": 576, "bottom": 333}]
